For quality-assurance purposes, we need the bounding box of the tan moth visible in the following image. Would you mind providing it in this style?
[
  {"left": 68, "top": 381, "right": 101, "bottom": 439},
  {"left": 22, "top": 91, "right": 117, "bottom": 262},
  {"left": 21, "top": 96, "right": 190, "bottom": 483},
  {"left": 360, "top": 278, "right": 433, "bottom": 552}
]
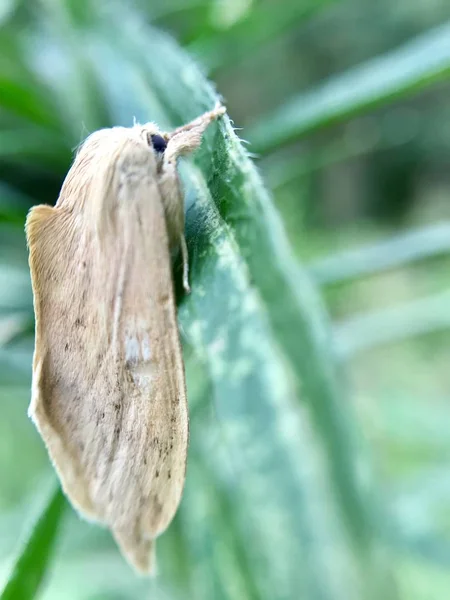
[{"left": 26, "top": 104, "right": 226, "bottom": 573}]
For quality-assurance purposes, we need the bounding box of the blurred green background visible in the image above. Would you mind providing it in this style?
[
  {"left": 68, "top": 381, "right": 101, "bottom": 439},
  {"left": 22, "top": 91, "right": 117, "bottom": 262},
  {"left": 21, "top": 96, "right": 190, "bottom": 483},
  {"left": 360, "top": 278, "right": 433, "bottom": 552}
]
[{"left": 1, "top": 0, "right": 450, "bottom": 598}]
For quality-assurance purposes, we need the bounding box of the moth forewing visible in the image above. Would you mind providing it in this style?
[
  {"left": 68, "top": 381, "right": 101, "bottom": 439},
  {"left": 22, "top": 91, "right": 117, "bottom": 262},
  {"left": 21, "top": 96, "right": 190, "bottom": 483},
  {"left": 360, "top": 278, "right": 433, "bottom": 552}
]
[{"left": 26, "top": 105, "right": 225, "bottom": 574}]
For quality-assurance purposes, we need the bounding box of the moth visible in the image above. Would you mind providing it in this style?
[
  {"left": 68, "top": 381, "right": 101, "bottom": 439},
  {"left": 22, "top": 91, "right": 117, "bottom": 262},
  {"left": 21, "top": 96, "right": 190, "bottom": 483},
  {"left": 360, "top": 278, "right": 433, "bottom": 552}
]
[{"left": 26, "top": 104, "right": 226, "bottom": 573}]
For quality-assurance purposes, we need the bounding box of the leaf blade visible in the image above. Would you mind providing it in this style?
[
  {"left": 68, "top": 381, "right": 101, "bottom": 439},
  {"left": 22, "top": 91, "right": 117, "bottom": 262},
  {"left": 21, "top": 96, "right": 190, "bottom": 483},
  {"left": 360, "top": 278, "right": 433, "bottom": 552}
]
[
  {"left": 1, "top": 486, "right": 67, "bottom": 600},
  {"left": 248, "top": 22, "right": 450, "bottom": 153}
]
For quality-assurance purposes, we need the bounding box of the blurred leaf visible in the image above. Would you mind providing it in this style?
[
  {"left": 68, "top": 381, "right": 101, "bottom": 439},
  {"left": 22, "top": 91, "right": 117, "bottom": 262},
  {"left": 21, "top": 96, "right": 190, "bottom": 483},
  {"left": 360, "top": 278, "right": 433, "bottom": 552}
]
[
  {"left": 249, "top": 22, "right": 450, "bottom": 153},
  {"left": 0, "top": 184, "right": 33, "bottom": 224},
  {"left": 0, "top": 264, "right": 32, "bottom": 313},
  {"left": 0, "top": 32, "right": 62, "bottom": 131},
  {"left": 188, "top": 0, "right": 334, "bottom": 73},
  {"left": 0, "top": 78, "right": 59, "bottom": 129},
  {"left": 397, "top": 557, "right": 450, "bottom": 600},
  {"left": 308, "top": 222, "right": 450, "bottom": 286},
  {"left": 0, "top": 486, "right": 66, "bottom": 600},
  {"left": 0, "top": 314, "right": 31, "bottom": 346},
  {"left": 334, "top": 290, "right": 450, "bottom": 358}
]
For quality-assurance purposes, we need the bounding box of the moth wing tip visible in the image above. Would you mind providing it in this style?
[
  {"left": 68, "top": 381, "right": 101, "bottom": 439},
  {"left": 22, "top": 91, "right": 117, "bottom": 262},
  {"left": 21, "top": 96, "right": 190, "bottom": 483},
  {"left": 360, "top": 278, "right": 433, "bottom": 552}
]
[
  {"left": 114, "top": 529, "right": 157, "bottom": 577},
  {"left": 25, "top": 204, "right": 57, "bottom": 251}
]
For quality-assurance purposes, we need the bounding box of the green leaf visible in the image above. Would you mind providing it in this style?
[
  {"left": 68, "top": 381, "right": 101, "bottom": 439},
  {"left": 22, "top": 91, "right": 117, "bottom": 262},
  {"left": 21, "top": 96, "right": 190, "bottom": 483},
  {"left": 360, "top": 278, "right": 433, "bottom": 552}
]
[
  {"left": 0, "top": 33, "right": 62, "bottom": 131},
  {"left": 187, "top": 0, "right": 334, "bottom": 73},
  {"left": 308, "top": 223, "right": 450, "bottom": 286},
  {"left": 172, "top": 353, "right": 263, "bottom": 600},
  {"left": 334, "top": 290, "right": 450, "bottom": 358},
  {"left": 0, "top": 486, "right": 67, "bottom": 600},
  {"left": 248, "top": 22, "right": 450, "bottom": 153},
  {"left": 178, "top": 169, "right": 365, "bottom": 600}
]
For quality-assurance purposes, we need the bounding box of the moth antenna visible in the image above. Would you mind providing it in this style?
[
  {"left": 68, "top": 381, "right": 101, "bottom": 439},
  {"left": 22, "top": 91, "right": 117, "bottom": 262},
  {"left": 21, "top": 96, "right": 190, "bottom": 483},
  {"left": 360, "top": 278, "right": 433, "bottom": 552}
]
[
  {"left": 78, "top": 122, "right": 90, "bottom": 144},
  {"left": 73, "top": 122, "right": 93, "bottom": 155}
]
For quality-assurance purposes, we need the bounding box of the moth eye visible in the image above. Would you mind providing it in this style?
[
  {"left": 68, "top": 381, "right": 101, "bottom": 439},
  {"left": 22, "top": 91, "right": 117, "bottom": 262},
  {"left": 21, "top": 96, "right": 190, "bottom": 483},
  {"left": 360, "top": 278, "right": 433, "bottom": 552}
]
[{"left": 150, "top": 134, "right": 167, "bottom": 153}]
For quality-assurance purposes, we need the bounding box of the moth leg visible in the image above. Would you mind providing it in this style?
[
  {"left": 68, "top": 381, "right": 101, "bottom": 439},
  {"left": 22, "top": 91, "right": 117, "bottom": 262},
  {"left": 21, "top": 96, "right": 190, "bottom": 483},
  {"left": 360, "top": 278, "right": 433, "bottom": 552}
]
[
  {"left": 180, "top": 234, "right": 190, "bottom": 294},
  {"left": 164, "top": 130, "right": 202, "bottom": 164},
  {"left": 164, "top": 104, "right": 226, "bottom": 163},
  {"left": 167, "top": 103, "right": 225, "bottom": 141},
  {"left": 157, "top": 159, "right": 190, "bottom": 294},
  {"left": 158, "top": 104, "right": 225, "bottom": 295}
]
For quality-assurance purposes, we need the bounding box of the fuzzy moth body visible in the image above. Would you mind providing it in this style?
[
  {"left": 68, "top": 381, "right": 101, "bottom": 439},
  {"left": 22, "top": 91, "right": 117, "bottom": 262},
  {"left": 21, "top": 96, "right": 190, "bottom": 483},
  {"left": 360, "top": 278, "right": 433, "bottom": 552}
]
[{"left": 26, "top": 104, "right": 226, "bottom": 573}]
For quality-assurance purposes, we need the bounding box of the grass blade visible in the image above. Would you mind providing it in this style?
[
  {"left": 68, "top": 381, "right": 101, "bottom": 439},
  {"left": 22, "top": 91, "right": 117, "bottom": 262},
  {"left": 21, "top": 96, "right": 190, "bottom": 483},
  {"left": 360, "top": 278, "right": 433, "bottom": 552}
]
[
  {"left": 334, "top": 290, "right": 450, "bottom": 358},
  {"left": 0, "top": 486, "right": 66, "bottom": 600},
  {"left": 188, "top": 0, "right": 334, "bottom": 73},
  {"left": 249, "top": 22, "right": 450, "bottom": 153},
  {"left": 308, "top": 223, "right": 450, "bottom": 286}
]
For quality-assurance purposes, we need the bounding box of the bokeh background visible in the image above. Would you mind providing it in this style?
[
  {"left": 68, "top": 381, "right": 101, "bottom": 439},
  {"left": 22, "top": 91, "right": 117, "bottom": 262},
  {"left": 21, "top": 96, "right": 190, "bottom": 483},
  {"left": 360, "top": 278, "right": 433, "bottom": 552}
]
[{"left": 1, "top": 0, "right": 450, "bottom": 599}]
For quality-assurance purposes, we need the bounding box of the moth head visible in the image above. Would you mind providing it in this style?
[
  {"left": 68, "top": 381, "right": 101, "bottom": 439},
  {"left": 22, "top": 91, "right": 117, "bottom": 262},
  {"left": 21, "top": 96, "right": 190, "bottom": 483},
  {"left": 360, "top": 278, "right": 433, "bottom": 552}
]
[
  {"left": 139, "top": 123, "right": 168, "bottom": 167},
  {"left": 149, "top": 134, "right": 167, "bottom": 154}
]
